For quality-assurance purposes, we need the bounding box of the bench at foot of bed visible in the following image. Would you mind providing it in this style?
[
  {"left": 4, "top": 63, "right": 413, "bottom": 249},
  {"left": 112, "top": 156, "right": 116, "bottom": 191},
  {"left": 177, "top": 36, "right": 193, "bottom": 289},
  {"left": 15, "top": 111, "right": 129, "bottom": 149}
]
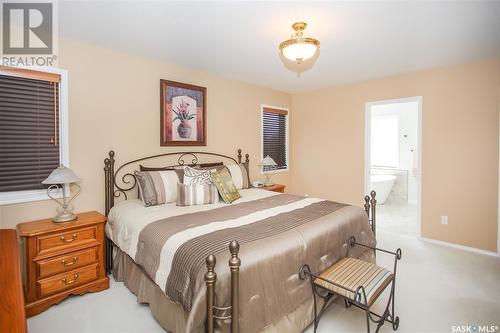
[{"left": 300, "top": 236, "right": 402, "bottom": 333}]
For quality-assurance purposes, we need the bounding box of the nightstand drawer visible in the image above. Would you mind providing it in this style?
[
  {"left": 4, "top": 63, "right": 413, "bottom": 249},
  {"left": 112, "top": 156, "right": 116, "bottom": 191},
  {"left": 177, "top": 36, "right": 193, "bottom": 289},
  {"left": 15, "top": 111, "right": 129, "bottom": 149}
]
[
  {"left": 37, "top": 226, "right": 97, "bottom": 255},
  {"left": 18, "top": 211, "right": 109, "bottom": 317},
  {"left": 37, "top": 263, "right": 99, "bottom": 298},
  {"left": 37, "top": 247, "right": 98, "bottom": 279}
]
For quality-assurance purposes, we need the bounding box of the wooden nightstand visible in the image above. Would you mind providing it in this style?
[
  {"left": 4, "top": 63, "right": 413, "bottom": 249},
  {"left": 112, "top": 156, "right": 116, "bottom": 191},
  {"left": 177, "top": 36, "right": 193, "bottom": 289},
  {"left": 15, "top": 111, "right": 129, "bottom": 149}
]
[
  {"left": 17, "top": 211, "right": 109, "bottom": 317},
  {"left": 260, "top": 184, "right": 285, "bottom": 193}
]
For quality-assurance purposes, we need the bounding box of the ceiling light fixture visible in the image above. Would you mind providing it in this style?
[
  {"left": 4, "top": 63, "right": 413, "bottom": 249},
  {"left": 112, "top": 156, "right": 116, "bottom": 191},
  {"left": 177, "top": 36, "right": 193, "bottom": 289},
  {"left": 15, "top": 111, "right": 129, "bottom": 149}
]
[{"left": 279, "top": 22, "right": 320, "bottom": 64}]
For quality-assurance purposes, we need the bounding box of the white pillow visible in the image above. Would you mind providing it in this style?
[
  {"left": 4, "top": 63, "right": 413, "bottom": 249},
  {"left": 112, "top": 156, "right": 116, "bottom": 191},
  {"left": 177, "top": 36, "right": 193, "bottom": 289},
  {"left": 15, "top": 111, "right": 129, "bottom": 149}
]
[
  {"left": 159, "top": 171, "right": 181, "bottom": 202},
  {"left": 226, "top": 164, "right": 249, "bottom": 190}
]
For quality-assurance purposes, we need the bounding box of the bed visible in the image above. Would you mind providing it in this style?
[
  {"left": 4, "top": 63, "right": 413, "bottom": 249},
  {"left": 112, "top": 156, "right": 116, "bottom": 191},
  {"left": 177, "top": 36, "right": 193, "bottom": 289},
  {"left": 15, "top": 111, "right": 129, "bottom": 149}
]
[{"left": 103, "top": 149, "right": 377, "bottom": 333}]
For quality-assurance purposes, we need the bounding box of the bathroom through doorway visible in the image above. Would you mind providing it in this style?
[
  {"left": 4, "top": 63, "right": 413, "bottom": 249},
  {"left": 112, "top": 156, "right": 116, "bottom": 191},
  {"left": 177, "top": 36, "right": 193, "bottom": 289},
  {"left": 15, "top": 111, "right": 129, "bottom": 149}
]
[{"left": 365, "top": 97, "right": 422, "bottom": 237}]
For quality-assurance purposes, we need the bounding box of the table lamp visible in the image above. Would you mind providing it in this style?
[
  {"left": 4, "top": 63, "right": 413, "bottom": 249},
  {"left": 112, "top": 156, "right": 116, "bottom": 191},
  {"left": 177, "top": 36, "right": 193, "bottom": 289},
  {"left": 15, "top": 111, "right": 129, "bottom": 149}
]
[
  {"left": 42, "top": 165, "right": 81, "bottom": 223},
  {"left": 261, "top": 155, "right": 277, "bottom": 186}
]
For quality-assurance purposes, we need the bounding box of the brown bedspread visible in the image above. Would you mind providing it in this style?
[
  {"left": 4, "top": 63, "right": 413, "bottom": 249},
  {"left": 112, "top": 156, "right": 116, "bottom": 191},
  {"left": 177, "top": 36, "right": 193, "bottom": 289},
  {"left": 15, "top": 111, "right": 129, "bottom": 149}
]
[{"left": 124, "top": 193, "right": 375, "bottom": 332}]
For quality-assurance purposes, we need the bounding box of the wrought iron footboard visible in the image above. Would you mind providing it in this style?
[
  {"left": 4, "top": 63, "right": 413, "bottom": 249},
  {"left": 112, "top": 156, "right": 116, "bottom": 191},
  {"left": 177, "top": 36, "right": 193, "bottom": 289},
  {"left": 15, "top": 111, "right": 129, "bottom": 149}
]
[
  {"left": 205, "top": 240, "right": 241, "bottom": 333},
  {"left": 364, "top": 191, "right": 377, "bottom": 237}
]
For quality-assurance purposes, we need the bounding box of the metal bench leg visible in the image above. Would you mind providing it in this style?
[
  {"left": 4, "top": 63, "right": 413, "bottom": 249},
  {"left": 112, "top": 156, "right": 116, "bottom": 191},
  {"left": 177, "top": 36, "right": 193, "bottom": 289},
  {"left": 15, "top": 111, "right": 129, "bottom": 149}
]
[
  {"left": 311, "top": 280, "right": 318, "bottom": 333},
  {"left": 366, "top": 309, "right": 371, "bottom": 333},
  {"left": 300, "top": 265, "right": 319, "bottom": 332},
  {"left": 344, "top": 299, "right": 352, "bottom": 308},
  {"left": 390, "top": 278, "right": 400, "bottom": 330},
  {"left": 389, "top": 249, "right": 401, "bottom": 331},
  {"left": 370, "top": 280, "right": 398, "bottom": 333},
  {"left": 385, "top": 279, "right": 399, "bottom": 331}
]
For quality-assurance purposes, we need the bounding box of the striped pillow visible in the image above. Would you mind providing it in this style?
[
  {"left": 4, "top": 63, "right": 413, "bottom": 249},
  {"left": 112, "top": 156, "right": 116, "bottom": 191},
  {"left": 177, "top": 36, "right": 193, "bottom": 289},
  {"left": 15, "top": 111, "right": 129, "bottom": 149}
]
[
  {"left": 177, "top": 183, "right": 219, "bottom": 207},
  {"left": 226, "top": 163, "right": 250, "bottom": 190},
  {"left": 135, "top": 170, "right": 180, "bottom": 207}
]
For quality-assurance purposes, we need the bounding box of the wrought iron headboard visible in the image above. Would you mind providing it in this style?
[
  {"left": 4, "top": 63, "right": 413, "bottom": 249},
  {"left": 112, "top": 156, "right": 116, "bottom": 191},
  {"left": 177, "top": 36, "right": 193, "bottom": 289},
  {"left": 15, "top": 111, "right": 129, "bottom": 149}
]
[{"left": 103, "top": 149, "right": 249, "bottom": 215}]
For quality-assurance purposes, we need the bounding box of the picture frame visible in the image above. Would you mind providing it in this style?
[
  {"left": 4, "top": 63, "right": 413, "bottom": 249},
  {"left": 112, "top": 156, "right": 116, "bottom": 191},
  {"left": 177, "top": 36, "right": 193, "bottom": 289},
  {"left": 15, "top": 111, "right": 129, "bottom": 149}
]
[{"left": 160, "top": 79, "right": 206, "bottom": 146}]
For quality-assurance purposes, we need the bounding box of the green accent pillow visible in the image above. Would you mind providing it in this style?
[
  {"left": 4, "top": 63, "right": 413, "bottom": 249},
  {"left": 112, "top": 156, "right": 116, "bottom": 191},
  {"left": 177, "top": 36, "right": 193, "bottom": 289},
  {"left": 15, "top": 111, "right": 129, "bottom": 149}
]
[{"left": 211, "top": 167, "right": 241, "bottom": 204}]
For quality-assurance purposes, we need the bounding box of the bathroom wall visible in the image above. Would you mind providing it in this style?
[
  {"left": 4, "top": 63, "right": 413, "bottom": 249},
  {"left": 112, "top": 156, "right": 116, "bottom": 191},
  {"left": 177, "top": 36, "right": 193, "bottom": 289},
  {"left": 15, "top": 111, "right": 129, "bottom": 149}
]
[{"left": 370, "top": 101, "right": 419, "bottom": 202}]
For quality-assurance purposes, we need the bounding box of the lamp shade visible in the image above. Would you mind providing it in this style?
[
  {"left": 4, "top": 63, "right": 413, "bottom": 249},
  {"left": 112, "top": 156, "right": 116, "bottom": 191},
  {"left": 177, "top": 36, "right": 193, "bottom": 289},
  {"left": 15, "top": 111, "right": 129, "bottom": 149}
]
[
  {"left": 42, "top": 165, "right": 81, "bottom": 185},
  {"left": 279, "top": 22, "right": 320, "bottom": 64},
  {"left": 262, "top": 155, "right": 277, "bottom": 167},
  {"left": 281, "top": 42, "right": 318, "bottom": 63}
]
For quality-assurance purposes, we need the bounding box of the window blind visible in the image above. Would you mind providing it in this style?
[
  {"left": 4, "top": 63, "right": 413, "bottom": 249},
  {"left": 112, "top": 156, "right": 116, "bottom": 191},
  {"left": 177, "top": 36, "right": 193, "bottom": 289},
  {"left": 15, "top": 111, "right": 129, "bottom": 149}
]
[
  {"left": 0, "top": 72, "right": 60, "bottom": 193},
  {"left": 262, "top": 107, "right": 288, "bottom": 170}
]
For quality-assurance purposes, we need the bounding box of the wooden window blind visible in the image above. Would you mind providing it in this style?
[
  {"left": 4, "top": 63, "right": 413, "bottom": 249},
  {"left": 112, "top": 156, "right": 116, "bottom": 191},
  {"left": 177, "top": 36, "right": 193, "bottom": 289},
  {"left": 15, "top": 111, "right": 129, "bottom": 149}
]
[
  {"left": 262, "top": 107, "right": 288, "bottom": 170},
  {"left": 0, "top": 68, "right": 61, "bottom": 193}
]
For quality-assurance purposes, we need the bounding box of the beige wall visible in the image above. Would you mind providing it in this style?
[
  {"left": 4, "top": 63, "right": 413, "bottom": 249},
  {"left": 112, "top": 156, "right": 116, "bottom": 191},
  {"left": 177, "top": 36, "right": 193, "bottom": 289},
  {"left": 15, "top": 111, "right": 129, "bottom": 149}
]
[
  {"left": 291, "top": 58, "right": 500, "bottom": 252},
  {"left": 0, "top": 39, "right": 291, "bottom": 229},
  {"left": 498, "top": 85, "right": 500, "bottom": 253},
  {"left": 0, "top": 40, "right": 498, "bottom": 254}
]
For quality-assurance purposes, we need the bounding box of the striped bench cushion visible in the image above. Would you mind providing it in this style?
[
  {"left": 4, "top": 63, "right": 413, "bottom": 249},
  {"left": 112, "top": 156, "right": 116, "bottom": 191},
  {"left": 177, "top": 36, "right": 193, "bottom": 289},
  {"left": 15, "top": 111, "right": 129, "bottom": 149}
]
[{"left": 314, "top": 257, "right": 393, "bottom": 306}]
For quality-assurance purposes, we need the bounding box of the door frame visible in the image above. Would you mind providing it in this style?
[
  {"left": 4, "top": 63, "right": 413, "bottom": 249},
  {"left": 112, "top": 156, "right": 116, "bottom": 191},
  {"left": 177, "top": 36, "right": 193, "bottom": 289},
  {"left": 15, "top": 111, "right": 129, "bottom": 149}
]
[{"left": 364, "top": 96, "right": 422, "bottom": 238}]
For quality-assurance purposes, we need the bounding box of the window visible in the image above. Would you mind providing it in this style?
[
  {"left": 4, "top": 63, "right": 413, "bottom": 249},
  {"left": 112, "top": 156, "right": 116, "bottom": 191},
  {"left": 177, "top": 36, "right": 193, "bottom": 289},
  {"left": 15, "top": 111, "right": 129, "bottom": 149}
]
[
  {"left": 0, "top": 66, "right": 68, "bottom": 205},
  {"left": 370, "top": 114, "right": 399, "bottom": 168},
  {"left": 261, "top": 105, "right": 289, "bottom": 171}
]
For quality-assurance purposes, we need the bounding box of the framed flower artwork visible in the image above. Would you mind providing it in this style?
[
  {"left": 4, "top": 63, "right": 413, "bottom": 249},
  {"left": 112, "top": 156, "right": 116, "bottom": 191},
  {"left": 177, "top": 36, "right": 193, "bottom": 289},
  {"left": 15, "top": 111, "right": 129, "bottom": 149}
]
[{"left": 160, "top": 80, "right": 206, "bottom": 146}]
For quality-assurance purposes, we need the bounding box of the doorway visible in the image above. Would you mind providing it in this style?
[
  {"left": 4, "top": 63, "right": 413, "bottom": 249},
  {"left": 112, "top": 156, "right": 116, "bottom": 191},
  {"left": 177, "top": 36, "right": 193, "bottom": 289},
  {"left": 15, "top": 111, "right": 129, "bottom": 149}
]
[{"left": 365, "top": 97, "right": 422, "bottom": 237}]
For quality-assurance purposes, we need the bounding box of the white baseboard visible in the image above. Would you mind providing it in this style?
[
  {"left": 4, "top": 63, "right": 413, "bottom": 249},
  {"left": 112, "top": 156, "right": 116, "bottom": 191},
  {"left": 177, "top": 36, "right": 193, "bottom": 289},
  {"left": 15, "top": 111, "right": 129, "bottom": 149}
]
[{"left": 419, "top": 237, "right": 499, "bottom": 258}]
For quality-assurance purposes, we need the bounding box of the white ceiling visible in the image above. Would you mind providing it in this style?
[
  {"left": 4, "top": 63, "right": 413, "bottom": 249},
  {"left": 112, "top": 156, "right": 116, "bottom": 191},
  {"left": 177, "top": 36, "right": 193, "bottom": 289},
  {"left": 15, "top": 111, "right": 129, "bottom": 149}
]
[{"left": 59, "top": 1, "right": 500, "bottom": 93}]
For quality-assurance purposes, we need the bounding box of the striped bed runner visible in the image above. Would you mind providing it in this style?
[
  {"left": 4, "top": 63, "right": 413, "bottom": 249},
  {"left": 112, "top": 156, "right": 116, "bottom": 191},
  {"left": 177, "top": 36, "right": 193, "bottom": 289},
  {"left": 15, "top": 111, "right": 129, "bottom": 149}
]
[{"left": 314, "top": 257, "right": 393, "bottom": 305}]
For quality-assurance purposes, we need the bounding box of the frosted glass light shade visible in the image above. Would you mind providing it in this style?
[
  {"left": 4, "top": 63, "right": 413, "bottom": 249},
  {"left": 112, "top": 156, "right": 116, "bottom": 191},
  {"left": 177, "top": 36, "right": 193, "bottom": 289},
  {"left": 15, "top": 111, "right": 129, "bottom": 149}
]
[
  {"left": 262, "top": 155, "right": 277, "bottom": 166},
  {"left": 42, "top": 165, "right": 81, "bottom": 184},
  {"left": 279, "top": 22, "right": 320, "bottom": 64},
  {"left": 281, "top": 42, "right": 318, "bottom": 63}
]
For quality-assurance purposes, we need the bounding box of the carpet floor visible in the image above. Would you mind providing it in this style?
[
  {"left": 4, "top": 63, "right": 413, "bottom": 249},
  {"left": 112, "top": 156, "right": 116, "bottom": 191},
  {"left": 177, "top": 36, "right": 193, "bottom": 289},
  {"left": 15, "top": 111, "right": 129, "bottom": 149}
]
[{"left": 28, "top": 231, "right": 500, "bottom": 333}]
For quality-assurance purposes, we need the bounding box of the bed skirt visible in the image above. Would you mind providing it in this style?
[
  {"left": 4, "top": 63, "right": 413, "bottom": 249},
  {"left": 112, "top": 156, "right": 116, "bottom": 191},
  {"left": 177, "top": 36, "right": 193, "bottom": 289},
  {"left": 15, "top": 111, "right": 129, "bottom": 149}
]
[{"left": 112, "top": 247, "right": 374, "bottom": 333}]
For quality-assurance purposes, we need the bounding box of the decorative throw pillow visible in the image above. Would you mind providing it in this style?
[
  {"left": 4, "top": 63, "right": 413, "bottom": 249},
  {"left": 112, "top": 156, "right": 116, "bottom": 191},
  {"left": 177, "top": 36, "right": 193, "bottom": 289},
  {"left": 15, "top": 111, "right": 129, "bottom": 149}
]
[
  {"left": 226, "top": 163, "right": 250, "bottom": 190},
  {"left": 177, "top": 183, "right": 219, "bottom": 207},
  {"left": 135, "top": 170, "right": 180, "bottom": 207},
  {"left": 183, "top": 165, "right": 212, "bottom": 185},
  {"left": 211, "top": 167, "right": 241, "bottom": 204}
]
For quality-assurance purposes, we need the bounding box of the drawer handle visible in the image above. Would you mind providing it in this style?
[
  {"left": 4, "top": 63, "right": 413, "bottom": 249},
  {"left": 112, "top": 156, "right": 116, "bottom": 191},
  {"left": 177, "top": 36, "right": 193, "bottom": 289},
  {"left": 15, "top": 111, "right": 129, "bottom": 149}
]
[
  {"left": 61, "top": 256, "right": 78, "bottom": 267},
  {"left": 60, "top": 234, "right": 77, "bottom": 243},
  {"left": 62, "top": 274, "right": 79, "bottom": 285}
]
